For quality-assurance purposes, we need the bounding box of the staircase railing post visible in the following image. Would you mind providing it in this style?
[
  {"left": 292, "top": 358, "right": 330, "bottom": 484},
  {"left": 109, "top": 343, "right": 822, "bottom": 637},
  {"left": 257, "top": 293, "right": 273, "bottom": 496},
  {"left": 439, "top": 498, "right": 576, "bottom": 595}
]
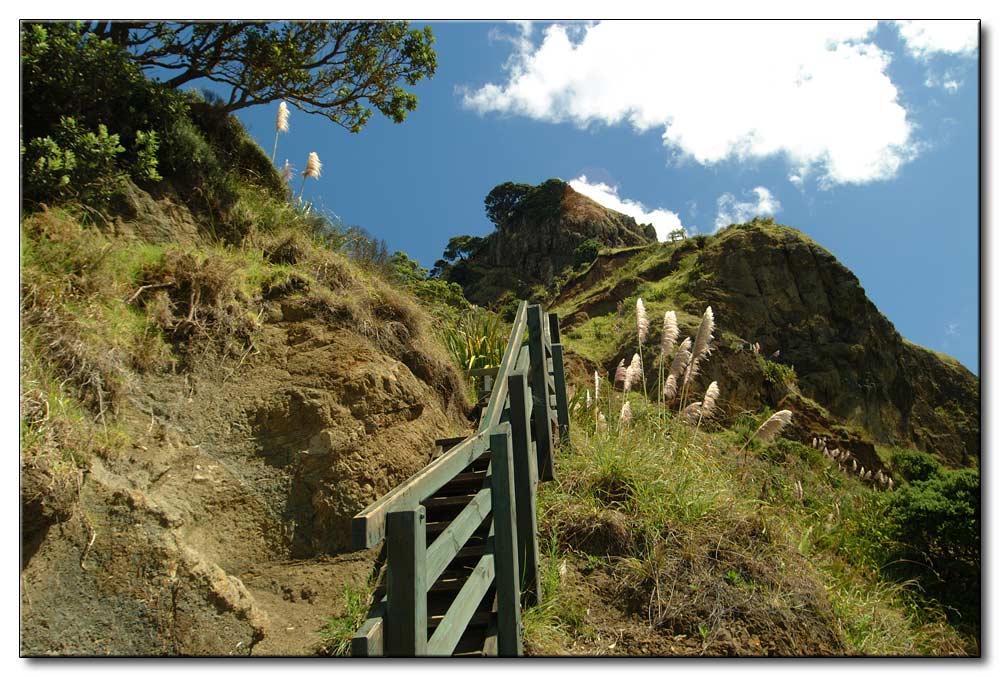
[
  {"left": 489, "top": 424, "right": 523, "bottom": 656},
  {"left": 527, "top": 305, "right": 555, "bottom": 481},
  {"left": 507, "top": 371, "right": 541, "bottom": 605},
  {"left": 548, "top": 312, "right": 571, "bottom": 445},
  {"left": 385, "top": 506, "right": 427, "bottom": 656}
]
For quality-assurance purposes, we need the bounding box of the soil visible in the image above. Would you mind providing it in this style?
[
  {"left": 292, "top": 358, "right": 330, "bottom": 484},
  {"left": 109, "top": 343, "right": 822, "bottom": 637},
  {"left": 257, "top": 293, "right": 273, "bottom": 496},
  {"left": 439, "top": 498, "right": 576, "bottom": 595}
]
[{"left": 21, "top": 301, "right": 471, "bottom": 656}]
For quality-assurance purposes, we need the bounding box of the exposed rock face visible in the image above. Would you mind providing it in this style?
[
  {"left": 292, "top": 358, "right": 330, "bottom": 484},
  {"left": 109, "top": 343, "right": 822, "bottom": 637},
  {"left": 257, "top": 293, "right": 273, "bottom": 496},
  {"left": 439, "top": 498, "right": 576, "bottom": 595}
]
[
  {"left": 556, "top": 222, "right": 978, "bottom": 465},
  {"left": 689, "top": 225, "right": 978, "bottom": 465},
  {"left": 449, "top": 179, "right": 656, "bottom": 305}
]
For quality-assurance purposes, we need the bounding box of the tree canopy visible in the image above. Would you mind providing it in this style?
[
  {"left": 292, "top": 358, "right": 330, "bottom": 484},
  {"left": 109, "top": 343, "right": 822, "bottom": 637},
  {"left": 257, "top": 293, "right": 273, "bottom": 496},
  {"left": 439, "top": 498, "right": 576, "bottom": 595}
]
[
  {"left": 86, "top": 21, "right": 438, "bottom": 133},
  {"left": 484, "top": 182, "right": 533, "bottom": 228}
]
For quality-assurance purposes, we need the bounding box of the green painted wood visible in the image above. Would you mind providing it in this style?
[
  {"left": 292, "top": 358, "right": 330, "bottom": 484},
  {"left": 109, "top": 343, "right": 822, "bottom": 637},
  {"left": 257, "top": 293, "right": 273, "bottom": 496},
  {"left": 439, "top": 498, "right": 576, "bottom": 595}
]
[
  {"left": 426, "top": 553, "right": 496, "bottom": 656},
  {"left": 507, "top": 371, "right": 541, "bottom": 604},
  {"left": 527, "top": 305, "right": 555, "bottom": 482},
  {"left": 551, "top": 342, "right": 570, "bottom": 445},
  {"left": 385, "top": 507, "right": 427, "bottom": 656},
  {"left": 351, "top": 613, "right": 383, "bottom": 656},
  {"left": 547, "top": 312, "right": 561, "bottom": 345},
  {"left": 425, "top": 487, "right": 492, "bottom": 589},
  {"left": 477, "top": 302, "right": 528, "bottom": 432},
  {"left": 489, "top": 426, "right": 523, "bottom": 656},
  {"left": 352, "top": 431, "right": 490, "bottom": 549}
]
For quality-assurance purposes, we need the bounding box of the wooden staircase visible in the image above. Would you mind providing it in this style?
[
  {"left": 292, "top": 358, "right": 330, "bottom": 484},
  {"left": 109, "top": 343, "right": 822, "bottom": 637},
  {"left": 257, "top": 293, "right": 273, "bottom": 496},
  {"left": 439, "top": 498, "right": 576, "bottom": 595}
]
[{"left": 350, "top": 303, "right": 569, "bottom": 657}]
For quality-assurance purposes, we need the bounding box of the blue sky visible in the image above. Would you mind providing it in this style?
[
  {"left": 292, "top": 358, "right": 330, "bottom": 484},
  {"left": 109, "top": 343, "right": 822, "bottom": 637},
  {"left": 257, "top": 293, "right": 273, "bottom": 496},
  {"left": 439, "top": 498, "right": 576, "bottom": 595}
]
[{"left": 225, "top": 20, "right": 979, "bottom": 373}]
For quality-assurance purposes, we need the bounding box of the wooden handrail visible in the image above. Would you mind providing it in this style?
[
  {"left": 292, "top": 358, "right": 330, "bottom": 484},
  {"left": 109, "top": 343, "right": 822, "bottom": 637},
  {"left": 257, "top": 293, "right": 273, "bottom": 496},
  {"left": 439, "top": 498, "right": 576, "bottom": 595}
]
[{"left": 350, "top": 301, "right": 568, "bottom": 657}]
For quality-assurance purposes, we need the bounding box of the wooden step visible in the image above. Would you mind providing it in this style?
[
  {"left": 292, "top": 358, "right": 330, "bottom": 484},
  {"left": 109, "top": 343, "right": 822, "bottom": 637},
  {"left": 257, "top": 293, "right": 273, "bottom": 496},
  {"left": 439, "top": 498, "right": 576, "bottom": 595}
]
[{"left": 422, "top": 493, "right": 479, "bottom": 510}]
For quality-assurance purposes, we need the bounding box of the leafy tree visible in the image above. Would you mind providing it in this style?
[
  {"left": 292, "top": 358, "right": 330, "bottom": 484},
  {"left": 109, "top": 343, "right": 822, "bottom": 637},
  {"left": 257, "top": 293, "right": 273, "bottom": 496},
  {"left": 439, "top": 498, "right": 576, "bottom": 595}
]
[
  {"left": 85, "top": 21, "right": 438, "bottom": 133},
  {"left": 667, "top": 227, "right": 686, "bottom": 242},
  {"left": 484, "top": 182, "right": 533, "bottom": 228},
  {"left": 443, "top": 235, "right": 484, "bottom": 262},
  {"left": 390, "top": 251, "right": 429, "bottom": 284}
]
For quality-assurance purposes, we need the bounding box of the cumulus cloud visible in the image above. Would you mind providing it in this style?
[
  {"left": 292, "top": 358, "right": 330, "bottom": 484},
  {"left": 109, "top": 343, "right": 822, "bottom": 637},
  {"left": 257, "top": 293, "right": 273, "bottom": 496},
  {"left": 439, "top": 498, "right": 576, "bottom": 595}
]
[
  {"left": 463, "top": 21, "right": 923, "bottom": 186},
  {"left": 894, "top": 20, "right": 978, "bottom": 60},
  {"left": 568, "top": 175, "right": 684, "bottom": 241},
  {"left": 714, "top": 187, "right": 782, "bottom": 231}
]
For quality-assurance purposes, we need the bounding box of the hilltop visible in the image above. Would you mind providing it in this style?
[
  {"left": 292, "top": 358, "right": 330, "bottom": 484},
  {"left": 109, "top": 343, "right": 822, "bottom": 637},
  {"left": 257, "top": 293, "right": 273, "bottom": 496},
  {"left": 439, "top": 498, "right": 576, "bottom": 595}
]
[{"left": 442, "top": 179, "right": 657, "bottom": 306}]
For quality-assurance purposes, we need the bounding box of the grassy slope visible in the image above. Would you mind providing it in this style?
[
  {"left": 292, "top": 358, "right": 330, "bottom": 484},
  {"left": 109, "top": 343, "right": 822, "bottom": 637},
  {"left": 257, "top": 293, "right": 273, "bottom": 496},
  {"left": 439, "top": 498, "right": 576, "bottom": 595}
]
[{"left": 523, "top": 398, "right": 970, "bottom": 656}]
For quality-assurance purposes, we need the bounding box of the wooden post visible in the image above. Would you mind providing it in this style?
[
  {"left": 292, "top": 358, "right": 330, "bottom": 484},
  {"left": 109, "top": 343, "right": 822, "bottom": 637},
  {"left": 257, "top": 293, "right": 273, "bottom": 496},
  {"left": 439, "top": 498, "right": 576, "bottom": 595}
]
[
  {"left": 527, "top": 305, "right": 555, "bottom": 481},
  {"left": 385, "top": 506, "right": 427, "bottom": 656},
  {"left": 547, "top": 313, "right": 570, "bottom": 445},
  {"left": 550, "top": 343, "right": 570, "bottom": 445},
  {"left": 489, "top": 426, "right": 523, "bottom": 656},
  {"left": 507, "top": 371, "right": 541, "bottom": 605}
]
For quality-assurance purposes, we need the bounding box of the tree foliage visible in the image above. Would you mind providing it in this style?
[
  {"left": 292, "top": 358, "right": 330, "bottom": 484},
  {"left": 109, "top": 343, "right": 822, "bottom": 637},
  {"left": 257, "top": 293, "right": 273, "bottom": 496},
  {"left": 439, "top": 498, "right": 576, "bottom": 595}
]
[
  {"left": 86, "top": 21, "right": 438, "bottom": 133},
  {"left": 443, "top": 235, "right": 484, "bottom": 262},
  {"left": 484, "top": 182, "right": 533, "bottom": 228},
  {"left": 885, "top": 466, "right": 980, "bottom": 628}
]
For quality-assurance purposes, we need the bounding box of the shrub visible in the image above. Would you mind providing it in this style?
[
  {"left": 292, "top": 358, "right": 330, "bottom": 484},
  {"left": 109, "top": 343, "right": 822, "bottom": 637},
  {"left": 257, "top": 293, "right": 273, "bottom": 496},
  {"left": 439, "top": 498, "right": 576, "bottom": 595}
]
[
  {"left": 573, "top": 238, "right": 601, "bottom": 267},
  {"left": 884, "top": 467, "right": 980, "bottom": 629},
  {"left": 889, "top": 448, "right": 943, "bottom": 483}
]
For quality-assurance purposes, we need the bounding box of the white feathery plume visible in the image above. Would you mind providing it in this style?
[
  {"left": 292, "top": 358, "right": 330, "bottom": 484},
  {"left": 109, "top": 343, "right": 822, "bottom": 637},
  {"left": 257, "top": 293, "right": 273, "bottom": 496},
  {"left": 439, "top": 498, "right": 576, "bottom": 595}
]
[
  {"left": 280, "top": 159, "right": 294, "bottom": 183},
  {"left": 619, "top": 400, "right": 632, "bottom": 427},
  {"left": 753, "top": 409, "right": 792, "bottom": 443},
  {"left": 681, "top": 402, "right": 702, "bottom": 424},
  {"left": 684, "top": 306, "right": 715, "bottom": 385},
  {"left": 888, "top": 478, "right": 894, "bottom": 491},
  {"left": 272, "top": 101, "right": 290, "bottom": 162},
  {"left": 614, "top": 359, "right": 626, "bottom": 385},
  {"left": 636, "top": 298, "right": 649, "bottom": 344},
  {"left": 596, "top": 411, "right": 607, "bottom": 433},
  {"left": 297, "top": 151, "right": 323, "bottom": 199},
  {"left": 668, "top": 337, "right": 692, "bottom": 380},
  {"left": 851, "top": 459, "right": 858, "bottom": 472},
  {"left": 623, "top": 353, "right": 642, "bottom": 393},
  {"left": 277, "top": 101, "right": 290, "bottom": 132},
  {"left": 663, "top": 374, "right": 678, "bottom": 401},
  {"left": 586, "top": 390, "right": 592, "bottom": 409},
  {"left": 594, "top": 370, "right": 600, "bottom": 401},
  {"left": 858, "top": 466, "right": 865, "bottom": 476},
  {"left": 660, "top": 310, "right": 679, "bottom": 356},
  {"left": 864, "top": 470, "right": 872, "bottom": 481},
  {"left": 794, "top": 480, "right": 803, "bottom": 501},
  {"left": 302, "top": 152, "right": 322, "bottom": 180},
  {"left": 701, "top": 381, "right": 720, "bottom": 418}
]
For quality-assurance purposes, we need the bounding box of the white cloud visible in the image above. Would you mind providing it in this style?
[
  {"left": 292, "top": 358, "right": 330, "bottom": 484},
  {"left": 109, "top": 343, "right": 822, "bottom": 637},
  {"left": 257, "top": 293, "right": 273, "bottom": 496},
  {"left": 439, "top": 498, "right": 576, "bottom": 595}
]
[
  {"left": 463, "top": 21, "right": 921, "bottom": 186},
  {"left": 568, "top": 175, "right": 684, "bottom": 241},
  {"left": 714, "top": 187, "right": 782, "bottom": 231},
  {"left": 894, "top": 20, "right": 978, "bottom": 60}
]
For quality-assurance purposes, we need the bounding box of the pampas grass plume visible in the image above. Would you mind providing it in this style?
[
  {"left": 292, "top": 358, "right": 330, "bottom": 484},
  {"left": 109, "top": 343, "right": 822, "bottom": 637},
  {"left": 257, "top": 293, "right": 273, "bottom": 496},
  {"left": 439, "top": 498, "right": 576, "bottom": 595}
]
[
  {"left": 303, "top": 152, "right": 322, "bottom": 180},
  {"left": 702, "top": 381, "right": 719, "bottom": 417},
  {"left": 614, "top": 358, "right": 626, "bottom": 385},
  {"left": 623, "top": 353, "right": 642, "bottom": 393},
  {"left": 684, "top": 306, "right": 715, "bottom": 384},
  {"left": 619, "top": 400, "right": 632, "bottom": 427},
  {"left": 754, "top": 409, "right": 792, "bottom": 443},
  {"left": 276, "top": 101, "right": 290, "bottom": 132},
  {"left": 660, "top": 310, "right": 678, "bottom": 356},
  {"left": 636, "top": 298, "right": 649, "bottom": 344}
]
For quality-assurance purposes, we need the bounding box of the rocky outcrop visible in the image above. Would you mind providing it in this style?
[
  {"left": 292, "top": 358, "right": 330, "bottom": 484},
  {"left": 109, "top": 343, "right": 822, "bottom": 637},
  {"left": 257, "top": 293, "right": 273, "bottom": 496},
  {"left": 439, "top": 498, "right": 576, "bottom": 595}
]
[
  {"left": 448, "top": 179, "right": 656, "bottom": 305},
  {"left": 556, "top": 222, "right": 978, "bottom": 465}
]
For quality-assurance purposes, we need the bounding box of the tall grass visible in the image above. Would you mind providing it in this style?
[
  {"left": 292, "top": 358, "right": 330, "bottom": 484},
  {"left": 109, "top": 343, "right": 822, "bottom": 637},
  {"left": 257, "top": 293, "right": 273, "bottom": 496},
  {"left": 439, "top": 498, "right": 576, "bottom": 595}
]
[{"left": 441, "top": 306, "right": 508, "bottom": 394}]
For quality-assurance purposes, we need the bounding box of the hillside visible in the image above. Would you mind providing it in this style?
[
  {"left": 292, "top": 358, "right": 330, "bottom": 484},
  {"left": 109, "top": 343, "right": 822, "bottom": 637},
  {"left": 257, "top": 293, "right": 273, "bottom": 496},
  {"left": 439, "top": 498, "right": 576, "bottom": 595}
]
[
  {"left": 20, "top": 22, "right": 979, "bottom": 657},
  {"left": 20, "top": 114, "right": 473, "bottom": 656},
  {"left": 546, "top": 219, "right": 978, "bottom": 469},
  {"left": 444, "top": 179, "right": 657, "bottom": 305}
]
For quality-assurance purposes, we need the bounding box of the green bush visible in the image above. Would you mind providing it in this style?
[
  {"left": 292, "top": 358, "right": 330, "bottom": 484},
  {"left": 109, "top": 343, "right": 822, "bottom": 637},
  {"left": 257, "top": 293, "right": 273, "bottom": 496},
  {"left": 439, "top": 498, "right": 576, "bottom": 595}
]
[
  {"left": 573, "top": 238, "right": 601, "bottom": 267},
  {"left": 884, "top": 467, "right": 980, "bottom": 628},
  {"left": 23, "top": 115, "right": 164, "bottom": 207},
  {"left": 889, "top": 448, "right": 944, "bottom": 483}
]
